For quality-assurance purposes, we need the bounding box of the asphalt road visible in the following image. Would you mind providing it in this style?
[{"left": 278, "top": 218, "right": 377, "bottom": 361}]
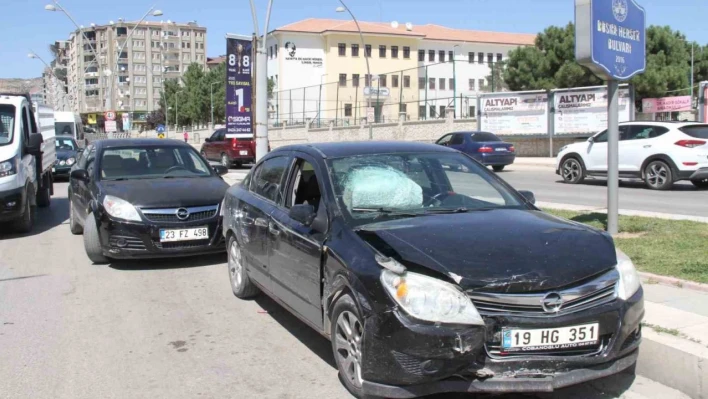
[
  {"left": 500, "top": 165, "right": 708, "bottom": 217},
  {"left": 0, "top": 182, "right": 689, "bottom": 399}
]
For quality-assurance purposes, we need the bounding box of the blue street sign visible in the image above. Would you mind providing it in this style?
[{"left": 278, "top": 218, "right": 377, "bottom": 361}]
[
  {"left": 156, "top": 124, "right": 165, "bottom": 133},
  {"left": 575, "top": 0, "right": 646, "bottom": 81}
]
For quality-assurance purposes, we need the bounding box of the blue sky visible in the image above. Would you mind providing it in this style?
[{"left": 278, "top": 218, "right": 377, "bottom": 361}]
[{"left": 2, "top": 0, "right": 707, "bottom": 79}]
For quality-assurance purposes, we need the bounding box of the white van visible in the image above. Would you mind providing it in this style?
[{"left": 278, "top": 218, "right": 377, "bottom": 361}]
[
  {"left": 54, "top": 111, "right": 85, "bottom": 143},
  {"left": 0, "top": 94, "right": 56, "bottom": 232}
]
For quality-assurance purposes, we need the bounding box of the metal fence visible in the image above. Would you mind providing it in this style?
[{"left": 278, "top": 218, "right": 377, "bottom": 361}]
[{"left": 267, "top": 61, "right": 502, "bottom": 128}]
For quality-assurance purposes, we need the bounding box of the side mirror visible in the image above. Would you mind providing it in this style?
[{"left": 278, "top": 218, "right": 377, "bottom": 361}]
[
  {"left": 588, "top": 136, "right": 595, "bottom": 143},
  {"left": 212, "top": 165, "right": 229, "bottom": 176},
  {"left": 518, "top": 190, "right": 536, "bottom": 205},
  {"left": 26, "top": 134, "right": 43, "bottom": 155},
  {"left": 290, "top": 204, "right": 316, "bottom": 227},
  {"left": 70, "top": 169, "right": 90, "bottom": 182},
  {"left": 204, "top": 137, "right": 211, "bottom": 142}
]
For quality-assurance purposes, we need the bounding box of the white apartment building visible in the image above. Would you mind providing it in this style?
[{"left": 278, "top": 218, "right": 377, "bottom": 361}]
[{"left": 64, "top": 20, "right": 207, "bottom": 121}]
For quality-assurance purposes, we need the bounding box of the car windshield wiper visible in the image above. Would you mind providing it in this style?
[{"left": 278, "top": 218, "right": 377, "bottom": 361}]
[
  {"left": 423, "top": 207, "right": 470, "bottom": 214},
  {"left": 351, "top": 207, "right": 422, "bottom": 217}
]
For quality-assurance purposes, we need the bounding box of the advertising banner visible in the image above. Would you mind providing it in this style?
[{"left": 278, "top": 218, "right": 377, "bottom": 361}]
[
  {"left": 226, "top": 37, "right": 253, "bottom": 136},
  {"left": 122, "top": 113, "right": 131, "bottom": 131},
  {"left": 105, "top": 120, "right": 117, "bottom": 133},
  {"left": 480, "top": 92, "right": 548, "bottom": 135},
  {"left": 554, "top": 87, "right": 631, "bottom": 134},
  {"left": 642, "top": 96, "right": 692, "bottom": 113}
]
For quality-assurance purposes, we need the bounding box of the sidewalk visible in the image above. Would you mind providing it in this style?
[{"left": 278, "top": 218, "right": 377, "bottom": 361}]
[{"left": 514, "top": 157, "right": 557, "bottom": 167}]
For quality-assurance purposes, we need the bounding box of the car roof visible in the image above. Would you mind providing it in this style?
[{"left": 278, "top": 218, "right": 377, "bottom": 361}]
[
  {"left": 95, "top": 138, "right": 193, "bottom": 149},
  {"left": 620, "top": 121, "right": 708, "bottom": 127},
  {"left": 274, "top": 140, "right": 458, "bottom": 159}
]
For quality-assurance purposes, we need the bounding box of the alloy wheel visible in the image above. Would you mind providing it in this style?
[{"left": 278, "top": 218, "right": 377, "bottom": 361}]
[
  {"left": 228, "top": 240, "right": 243, "bottom": 290},
  {"left": 562, "top": 159, "right": 581, "bottom": 182},
  {"left": 647, "top": 162, "right": 668, "bottom": 189},
  {"left": 334, "top": 310, "right": 364, "bottom": 388}
]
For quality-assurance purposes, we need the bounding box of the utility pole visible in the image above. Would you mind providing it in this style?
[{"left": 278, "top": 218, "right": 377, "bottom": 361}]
[
  {"left": 691, "top": 43, "right": 695, "bottom": 107},
  {"left": 249, "top": 0, "right": 273, "bottom": 162}
]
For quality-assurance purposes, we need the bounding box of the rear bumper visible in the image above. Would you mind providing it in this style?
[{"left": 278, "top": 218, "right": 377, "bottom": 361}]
[
  {"left": 0, "top": 186, "right": 27, "bottom": 222},
  {"left": 473, "top": 153, "right": 516, "bottom": 166},
  {"left": 226, "top": 149, "right": 255, "bottom": 163}
]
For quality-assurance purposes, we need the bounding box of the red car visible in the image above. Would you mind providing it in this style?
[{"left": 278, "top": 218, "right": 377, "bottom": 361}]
[{"left": 200, "top": 128, "right": 255, "bottom": 168}]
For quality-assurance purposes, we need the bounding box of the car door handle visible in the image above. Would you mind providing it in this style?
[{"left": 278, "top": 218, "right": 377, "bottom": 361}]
[
  {"left": 643, "top": 145, "right": 652, "bottom": 148},
  {"left": 254, "top": 217, "right": 268, "bottom": 228},
  {"left": 268, "top": 223, "right": 280, "bottom": 236}
]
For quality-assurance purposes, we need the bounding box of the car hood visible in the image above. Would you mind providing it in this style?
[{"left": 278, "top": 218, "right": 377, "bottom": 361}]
[
  {"left": 355, "top": 209, "right": 616, "bottom": 293},
  {"left": 100, "top": 177, "right": 229, "bottom": 208},
  {"left": 56, "top": 149, "right": 78, "bottom": 160}
]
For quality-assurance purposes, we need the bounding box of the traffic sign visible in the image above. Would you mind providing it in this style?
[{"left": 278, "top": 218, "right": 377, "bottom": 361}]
[
  {"left": 156, "top": 124, "right": 165, "bottom": 133},
  {"left": 366, "top": 107, "right": 375, "bottom": 123},
  {"left": 158, "top": 133, "right": 165, "bottom": 139},
  {"left": 105, "top": 120, "right": 117, "bottom": 133},
  {"left": 575, "top": 0, "right": 646, "bottom": 81},
  {"left": 104, "top": 111, "right": 117, "bottom": 121}
]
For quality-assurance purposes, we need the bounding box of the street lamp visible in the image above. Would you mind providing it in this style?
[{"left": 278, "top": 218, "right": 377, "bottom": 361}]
[
  {"left": 336, "top": 1, "right": 373, "bottom": 140},
  {"left": 210, "top": 82, "right": 218, "bottom": 129}
]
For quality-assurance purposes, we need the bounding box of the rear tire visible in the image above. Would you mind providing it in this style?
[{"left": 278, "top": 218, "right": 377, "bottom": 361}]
[
  {"left": 691, "top": 178, "right": 708, "bottom": 189},
  {"left": 13, "top": 194, "right": 34, "bottom": 234},
  {"left": 228, "top": 236, "right": 260, "bottom": 298},
  {"left": 221, "top": 153, "right": 231, "bottom": 169},
  {"left": 69, "top": 200, "right": 83, "bottom": 235},
  {"left": 36, "top": 183, "right": 51, "bottom": 208},
  {"left": 83, "top": 214, "right": 108, "bottom": 264},
  {"left": 492, "top": 165, "right": 505, "bottom": 172},
  {"left": 644, "top": 160, "right": 673, "bottom": 190},
  {"left": 561, "top": 157, "right": 585, "bottom": 184}
]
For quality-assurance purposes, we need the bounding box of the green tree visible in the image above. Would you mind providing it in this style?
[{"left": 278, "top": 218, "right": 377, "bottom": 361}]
[
  {"left": 206, "top": 62, "right": 226, "bottom": 125},
  {"left": 485, "top": 60, "right": 508, "bottom": 92},
  {"left": 630, "top": 26, "right": 690, "bottom": 100}
]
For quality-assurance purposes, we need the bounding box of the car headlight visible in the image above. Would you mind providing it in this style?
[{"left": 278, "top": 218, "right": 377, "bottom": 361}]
[
  {"left": 0, "top": 156, "right": 18, "bottom": 177},
  {"left": 380, "top": 269, "right": 484, "bottom": 325},
  {"left": 66, "top": 157, "right": 76, "bottom": 166},
  {"left": 616, "top": 249, "right": 641, "bottom": 300},
  {"left": 103, "top": 195, "right": 142, "bottom": 222}
]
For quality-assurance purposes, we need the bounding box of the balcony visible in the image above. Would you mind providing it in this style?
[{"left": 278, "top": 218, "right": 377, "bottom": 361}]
[
  {"left": 164, "top": 68, "right": 180, "bottom": 75},
  {"left": 162, "top": 32, "right": 179, "bottom": 41}
]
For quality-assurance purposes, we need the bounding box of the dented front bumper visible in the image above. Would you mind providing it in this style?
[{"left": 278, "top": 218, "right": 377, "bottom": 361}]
[{"left": 359, "top": 287, "right": 644, "bottom": 397}]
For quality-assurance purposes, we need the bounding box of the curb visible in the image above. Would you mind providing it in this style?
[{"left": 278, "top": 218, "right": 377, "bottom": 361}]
[
  {"left": 537, "top": 201, "right": 708, "bottom": 224},
  {"left": 640, "top": 272, "right": 708, "bottom": 294},
  {"left": 637, "top": 328, "right": 708, "bottom": 399}
]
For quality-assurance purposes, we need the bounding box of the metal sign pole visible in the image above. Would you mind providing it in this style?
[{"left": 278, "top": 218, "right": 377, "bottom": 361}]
[{"left": 607, "top": 80, "right": 619, "bottom": 235}]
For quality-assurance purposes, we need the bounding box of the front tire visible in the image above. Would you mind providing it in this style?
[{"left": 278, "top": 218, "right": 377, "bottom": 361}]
[
  {"left": 228, "top": 236, "right": 259, "bottom": 298},
  {"left": 83, "top": 214, "right": 108, "bottom": 264},
  {"left": 13, "top": 194, "right": 34, "bottom": 234},
  {"left": 221, "top": 153, "right": 231, "bottom": 169},
  {"left": 561, "top": 157, "right": 585, "bottom": 184},
  {"left": 644, "top": 160, "right": 673, "bottom": 190},
  {"left": 69, "top": 200, "right": 83, "bottom": 235},
  {"left": 492, "top": 165, "right": 505, "bottom": 172},
  {"left": 691, "top": 177, "right": 708, "bottom": 189},
  {"left": 331, "top": 294, "right": 373, "bottom": 399}
]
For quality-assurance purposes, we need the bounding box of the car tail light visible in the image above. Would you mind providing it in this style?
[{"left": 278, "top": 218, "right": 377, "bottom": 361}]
[
  {"left": 230, "top": 139, "right": 238, "bottom": 149},
  {"left": 683, "top": 162, "right": 698, "bottom": 166},
  {"left": 478, "top": 146, "right": 493, "bottom": 153},
  {"left": 509, "top": 145, "right": 515, "bottom": 153},
  {"left": 675, "top": 140, "right": 706, "bottom": 148}
]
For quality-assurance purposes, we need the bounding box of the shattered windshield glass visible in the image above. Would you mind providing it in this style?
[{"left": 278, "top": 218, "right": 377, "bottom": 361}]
[{"left": 328, "top": 152, "right": 525, "bottom": 225}]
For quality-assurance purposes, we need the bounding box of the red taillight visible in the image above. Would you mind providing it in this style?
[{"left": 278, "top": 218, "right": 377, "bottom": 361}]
[
  {"left": 675, "top": 139, "right": 706, "bottom": 148},
  {"left": 509, "top": 145, "right": 515, "bottom": 153},
  {"left": 231, "top": 139, "right": 238, "bottom": 149},
  {"left": 478, "top": 146, "right": 493, "bottom": 153}
]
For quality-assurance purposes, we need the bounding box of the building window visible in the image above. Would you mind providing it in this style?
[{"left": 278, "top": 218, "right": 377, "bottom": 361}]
[
  {"left": 353, "top": 74, "right": 360, "bottom": 87},
  {"left": 478, "top": 78, "right": 485, "bottom": 89},
  {"left": 403, "top": 46, "right": 410, "bottom": 59},
  {"left": 418, "top": 77, "right": 425, "bottom": 89},
  {"left": 344, "top": 104, "right": 352, "bottom": 117},
  {"left": 379, "top": 45, "right": 386, "bottom": 58},
  {"left": 468, "top": 52, "right": 474, "bottom": 63},
  {"left": 392, "top": 75, "right": 399, "bottom": 88},
  {"left": 429, "top": 105, "right": 435, "bottom": 118},
  {"left": 468, "top": 78, "right": 474, "bottom": 90},
  {"left": 469, "top": 106, "right": 476, "bottom": 118},
  {"left": 418, "top": 50, "right": 425, "bottom": 62},
  {"left": 429, "top": 78, "right": 435, "bottom": 90},
  {"left": 419, "top": 105, "right": 426, "bottom": 118},
  {"left": 365, "top": 74, "right": 372, "bottom": 86},
  {"left": 478, "top": 52, "right": 484, "bottom": 64},
  {"left": 379, "top": 74, "right": 387, "bottom": 87},
  {"left": 338, "top": 43, "right": 346, "bottom": 56},
  {"left": 497, "top": 53, "right": 503, "bottom": 62},
  {"left": 439, "top": 78, "right": 445, "bottom": 90},
  {"left": 438, "top": 50, "right": 445, "bottom": 63},
  {"left": 399, "top": 103, "right": 407, "bottom": 113},
  {"left": 391, "top": 46, "right": 399, "bottom": 58},
  {"left": 428, "top": 50, "right": 435, "bottom": 62},
  {"left": 339, "top": 73, "right": 347, "bottom": 87},
  {"left": 365, "top": 45, "right": 372, "bottom": 57},
  {"left": 403, "top": 75, "right": 410, "bottom": 88},
  {"left": 448, "top": 51, "right": 453, "bottom": 62},
  {"left": 351, "top": 44, "right": 359, "bottom": 57},
  {"left": 439, "top": 106, "right": 446, "bottom": 117},
  {"left": 487, "top": 53, "right": 494, "bottom": 66},
  {"left": 269, "top": 46, "right": 273, "bottom": 58},
  {"left": 449, "top": 78, "right": 455, "bottom": 89}
]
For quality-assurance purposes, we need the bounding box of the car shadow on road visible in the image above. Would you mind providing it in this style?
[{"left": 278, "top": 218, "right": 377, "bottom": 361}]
[
  {"left": 109, "top": 253, "right": 227, "bottom": 271},
  {"left": 554, "top": 179, "right": 701, "bottom": 191},
  {"left": 0, "top": 197, "right": 70, "bottom": 240},
  {"left": 253, "top": 294, "right": 337, "bottom": 369}
]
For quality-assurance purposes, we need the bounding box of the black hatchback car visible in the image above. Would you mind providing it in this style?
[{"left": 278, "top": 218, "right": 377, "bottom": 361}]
[
  {"left": 221, "top": 141, "right": 644, "bottom": 398},
  {"left": 68, "top": 139, "right": 230, "bottom": 264}
]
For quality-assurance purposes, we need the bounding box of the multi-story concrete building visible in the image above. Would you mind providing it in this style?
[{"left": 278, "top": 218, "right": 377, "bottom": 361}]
[
  {"left": 265, "top": 19, "right": 535, "bottom": 125},
  {"left": 64, "top": 20, "right": 207, "bottom": 125}
]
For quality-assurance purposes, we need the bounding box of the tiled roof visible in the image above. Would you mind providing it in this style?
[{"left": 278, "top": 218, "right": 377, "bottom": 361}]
[
  {"left": 207, "top": 56, "right": 226, "bottom": 65},
  {"left": 274, "top": 18, "right": 535, "bottom": 46}
]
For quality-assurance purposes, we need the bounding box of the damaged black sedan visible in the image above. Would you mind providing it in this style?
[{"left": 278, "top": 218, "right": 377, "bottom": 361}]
[{"left": 221, "top": 141, "right": 644, "bottom": 399}]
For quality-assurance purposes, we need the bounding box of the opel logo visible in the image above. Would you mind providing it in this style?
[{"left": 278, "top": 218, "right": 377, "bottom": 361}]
[
  {"left": 541, "top": 293, "right": 564, "bottom": 313},
  {"left": 175, "top": 208, "right": 190, "bottom": 220}
]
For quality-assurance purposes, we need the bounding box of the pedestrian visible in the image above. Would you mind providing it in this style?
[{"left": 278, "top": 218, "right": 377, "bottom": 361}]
[{"left": 183, "top": 130, "right": 189, "bottom": 143}]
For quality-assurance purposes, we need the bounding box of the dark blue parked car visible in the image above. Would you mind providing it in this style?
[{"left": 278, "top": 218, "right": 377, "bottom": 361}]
[{"left": 435, "top": 131, "right": 516, "bottom": 171}]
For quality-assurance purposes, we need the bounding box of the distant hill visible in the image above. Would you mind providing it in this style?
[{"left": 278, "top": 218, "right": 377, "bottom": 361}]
[{"left": 0, "top": 77, "right": 43, "bottom": 94}]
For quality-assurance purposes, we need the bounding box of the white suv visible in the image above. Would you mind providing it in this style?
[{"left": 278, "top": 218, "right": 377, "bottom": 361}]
[{"left": 556, "top": 122, "right": 708, "bottom": 190}]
